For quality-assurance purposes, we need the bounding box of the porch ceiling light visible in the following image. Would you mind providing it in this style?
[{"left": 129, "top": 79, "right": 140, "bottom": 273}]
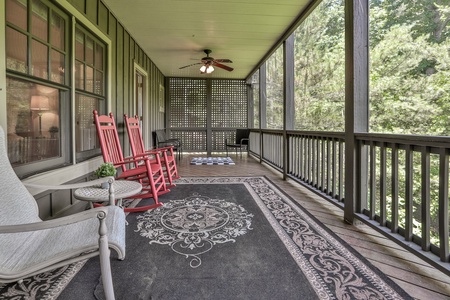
[{"left": 200, "top": 65, "right": 214, "bottom": 74}]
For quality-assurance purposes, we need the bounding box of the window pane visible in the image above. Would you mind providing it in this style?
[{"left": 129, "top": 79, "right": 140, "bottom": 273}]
[
  {"left": 31, "top": 40, "right": 49, "bottom": 79},
  {"left": 95, "top": 70, "right": 104, "bottom": 95},
  {"left": 85, "top": 36, "right": 94, "bottom": 65},
  {"left": 6, "top": 27, "right": 28, "bottom": 73},
  {"left": 86, "top": 66, "right": 94, "bottom": 93},
  {"left": 75, "top": 94, "right": 99, "bottom": 152},
  {"left": 95, "top": 43, "right": 103, "bottom": 70},
  {"left": 75, "top": 28, "right": 84, "bottom": 60},
  {"left": 75, "top": 60, "right": 84, "bottom": 89},
  {"left": 7, "top": 77, "right": 61, "bottom": 166},
  {"left": 51, "top": 11, "right": 65, "bottom": 50},
  {"left": 31, "top": 0, "right": 48, "bottom": 42},
  {"left": 51, "top": 50, "right": 64, "bottom": 84},
  {"left": 6, "top": 0, "right": 27, "bottom": 30}
]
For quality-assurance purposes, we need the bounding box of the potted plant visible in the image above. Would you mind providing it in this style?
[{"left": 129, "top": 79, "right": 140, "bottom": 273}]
[{"left": 95, "top": 162, "right": 117, "bottom": 189}]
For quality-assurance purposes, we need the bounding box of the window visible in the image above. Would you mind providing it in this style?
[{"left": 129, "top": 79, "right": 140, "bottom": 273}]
[
  {"left": 6, "top": 0, "right": 69, "bottom": 177},
  {"left": 6, "top": 0, "right": 67, "bottom": 84},
  {"left": 74, "top": 26, "right": 106, "bottom": 161},
  {"left": 7, "top": 78, "right": 61, "bottom": 166}
]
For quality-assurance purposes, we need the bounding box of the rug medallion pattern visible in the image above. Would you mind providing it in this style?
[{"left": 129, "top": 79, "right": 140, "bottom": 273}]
[{"left": 135, "top": 193, "right": 254, "bottom": 268}]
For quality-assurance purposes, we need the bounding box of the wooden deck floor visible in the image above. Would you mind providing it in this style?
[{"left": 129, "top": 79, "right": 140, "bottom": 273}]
[{"left": 177, "top": 153, "right": 450, "bottom": 300}]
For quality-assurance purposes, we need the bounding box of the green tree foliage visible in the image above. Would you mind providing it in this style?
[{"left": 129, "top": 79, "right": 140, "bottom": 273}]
[
  {"left": 266, "top": 46, "right": 284, "bottom": 129},
  {"left": 293, "top": 0, "right": 345, "bottom": 131},
  {"left": 370, "top": 1, "right": 450, "bottom": 135}
]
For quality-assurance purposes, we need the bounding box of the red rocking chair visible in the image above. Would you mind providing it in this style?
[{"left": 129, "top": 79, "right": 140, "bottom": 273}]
[
  {"left": 124, "top": 114, "right": 180, "bottom": 188},
  {"left": 93, "top": 110, "right": 169, "bottom": 212}
]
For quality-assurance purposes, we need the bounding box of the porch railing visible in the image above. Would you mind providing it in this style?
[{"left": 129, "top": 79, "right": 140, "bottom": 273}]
[{"left": 249, "top": 129, "right": 450, "bottom": 274}]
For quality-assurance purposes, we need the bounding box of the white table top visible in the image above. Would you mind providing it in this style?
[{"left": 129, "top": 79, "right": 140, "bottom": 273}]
[{"left": 74, "top": 180, "right": 142, "bottom": 202}]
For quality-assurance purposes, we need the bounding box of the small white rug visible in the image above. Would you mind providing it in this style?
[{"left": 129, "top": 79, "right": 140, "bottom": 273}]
[{"left": 190, "top": 157, "right": 235, "bottom": 165}]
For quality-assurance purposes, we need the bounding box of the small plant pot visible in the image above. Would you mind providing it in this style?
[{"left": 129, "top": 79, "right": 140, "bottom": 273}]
[{"left": 101, "top": 182, "right": 109, "bottom": 189}]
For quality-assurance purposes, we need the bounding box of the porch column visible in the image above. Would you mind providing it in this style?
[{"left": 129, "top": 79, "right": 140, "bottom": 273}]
[
  {"left": 283, "top": 34, "right": 295, "bottom": 180},
  {"left": 344, "top": 0, "right": 369, "bottom": 224},
  {"left": 259, "top": 63, "right": 267, "bottom": 163}
]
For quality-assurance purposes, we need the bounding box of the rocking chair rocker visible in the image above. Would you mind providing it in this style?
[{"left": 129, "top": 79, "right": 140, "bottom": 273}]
[{"left": 93, "top": 110, "right": 169, "bottom": 212}]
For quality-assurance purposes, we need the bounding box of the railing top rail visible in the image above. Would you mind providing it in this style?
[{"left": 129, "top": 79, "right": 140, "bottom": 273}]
[
  {"left": 356, "top": 132, "right": 450, "bottom": 148},
  {"left": 250, "top": 129, "right": 345, "bottom": 139}
]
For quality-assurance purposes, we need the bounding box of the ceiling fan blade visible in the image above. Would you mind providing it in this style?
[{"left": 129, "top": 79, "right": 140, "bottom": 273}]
[
  {"left": 214, "top": 59, "right": 233, "bottom": 63},
  {"left": 179, "top": 62, "right": 202, "bottom": 69},
  {"left": 212, "top": 62, "right": 234, "bottom": 72}
]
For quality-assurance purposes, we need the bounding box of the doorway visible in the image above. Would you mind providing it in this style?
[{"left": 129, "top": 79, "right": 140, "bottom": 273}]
[{"left": 134, "top": 65, "right": 149, "bottom": 149}]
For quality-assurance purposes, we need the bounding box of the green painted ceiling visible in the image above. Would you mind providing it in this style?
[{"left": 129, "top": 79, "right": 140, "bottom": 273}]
[{"left": 102, "top": 0, "right": 312, "bottom": 79}]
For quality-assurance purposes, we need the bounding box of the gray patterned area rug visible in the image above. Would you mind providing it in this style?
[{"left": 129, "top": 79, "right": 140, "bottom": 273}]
[{"left": 0, "top": 176, "right": 412, "bottom": 300}]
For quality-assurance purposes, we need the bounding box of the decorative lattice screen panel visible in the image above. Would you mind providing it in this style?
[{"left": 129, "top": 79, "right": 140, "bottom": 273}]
[
  {"left": 167, "top": 78, "right": 247, "bottom": 152},
  {"left": 168, "top": 78, "right": 207, "bottom": 128},
  {"left": 211, "top": 80, "right": 247, "bottom": 128}
]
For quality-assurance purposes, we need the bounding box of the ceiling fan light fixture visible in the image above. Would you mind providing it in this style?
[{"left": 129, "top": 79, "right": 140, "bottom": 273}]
[{"left": 200, "top": 65, "right": 214, "bottom": 74}]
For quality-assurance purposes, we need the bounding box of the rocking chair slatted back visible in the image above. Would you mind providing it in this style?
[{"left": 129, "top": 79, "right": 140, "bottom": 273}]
[
  {"left": 125, "top": 115, "right": 146, "bottom": 158},
  {"left": 93, "top": 111, "right": 127, "bottom": 172},
  {"left": 124, "top": 114, "right": 180, "bottom": 187}
]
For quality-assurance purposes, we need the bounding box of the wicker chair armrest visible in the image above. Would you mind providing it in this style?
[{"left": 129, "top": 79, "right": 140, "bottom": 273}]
[
  {"left": 24, "top": 177, "right": 115, "bottom": 191},
  {"left": 0, "top": 207, "right": 110, "bottom": 234}
]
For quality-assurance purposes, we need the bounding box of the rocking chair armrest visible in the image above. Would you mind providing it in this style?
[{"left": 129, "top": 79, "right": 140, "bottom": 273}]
[
  {"left": 152, "top": 146, "right": 173, "bottom": 152},
  {"left": 120, "top": 152, "right": 161, "bottom": 164},
  {"left": 24, "top": 177, "right": 115, "bottom": 191},
  {"left": 0, "top": 207, "right": 110, "bottom": 234}
]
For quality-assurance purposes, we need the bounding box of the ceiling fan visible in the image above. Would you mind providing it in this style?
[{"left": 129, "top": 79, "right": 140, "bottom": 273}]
[{"left": 179, "top": 49, "right": 233, "bottom": 74}]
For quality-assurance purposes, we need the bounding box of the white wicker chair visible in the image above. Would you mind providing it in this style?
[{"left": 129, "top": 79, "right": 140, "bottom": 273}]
[{"left": 0, "top": 127, "right": 125, "bottom": 300}]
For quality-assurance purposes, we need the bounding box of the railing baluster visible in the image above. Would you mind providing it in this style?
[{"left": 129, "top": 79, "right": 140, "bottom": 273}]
[
  {"left": 391, "top": 143, "right": 399, "bottom": 233},
  {"left": 332, "top": 139, "right": 336, "bottom": 199},
  {"left": 300, "top": 136, "right": 304, "bottom": 180},
  {"left": 321, "top": 137, "right": 326, "bottom": 192},
  {"left": 405, "top": 145, "right": 413, "bottom": 241},
  {"left": 327, "top": 138, "right": 331, "bottom": 195},
  {"left": 421, "top": 147, "right": 431, "bottom": 251},
  {"left": 438, "top": 148, "right": 449, "bottom": 262},
  {"left": 307, "top": 138, "right": 311, "bottom": 184},
  {"left": 338, "top": 140, "right": 344, "bottom": 202},
  {"left": 312, "top": 137, "right": 316, "bottom": 187},
  {"left": 292, "top": 136, "right": 296, "bottom": 176},
  {"left": 380, "top": 143, "right": 387, "bottom": 226},
  {"left": 369, "top": 142, "right": 376, "bottom": 220}
]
